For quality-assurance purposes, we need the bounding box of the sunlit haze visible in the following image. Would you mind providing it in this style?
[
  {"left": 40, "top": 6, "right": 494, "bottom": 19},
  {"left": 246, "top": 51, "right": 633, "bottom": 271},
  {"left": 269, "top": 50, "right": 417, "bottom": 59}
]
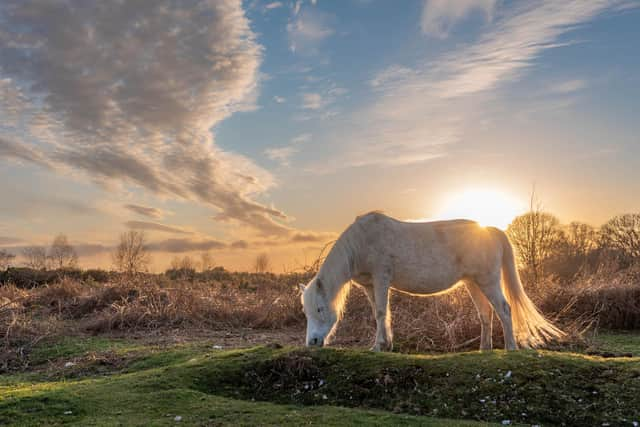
[{"left": 437, "top": 189, "right": 526, "bottom": 230}]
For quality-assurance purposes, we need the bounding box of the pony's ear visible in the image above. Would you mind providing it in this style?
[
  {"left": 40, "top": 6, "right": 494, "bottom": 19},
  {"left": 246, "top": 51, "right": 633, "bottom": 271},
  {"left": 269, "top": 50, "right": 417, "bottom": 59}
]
[{"left": 298, "top": 283, "right": 306, "bottom": 293}]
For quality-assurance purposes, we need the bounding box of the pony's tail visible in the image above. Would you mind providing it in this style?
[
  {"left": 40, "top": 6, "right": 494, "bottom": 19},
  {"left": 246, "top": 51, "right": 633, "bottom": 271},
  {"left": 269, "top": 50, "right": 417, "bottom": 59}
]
[{"left": 494, "top": 229, "right": 565, "bottom": 348}]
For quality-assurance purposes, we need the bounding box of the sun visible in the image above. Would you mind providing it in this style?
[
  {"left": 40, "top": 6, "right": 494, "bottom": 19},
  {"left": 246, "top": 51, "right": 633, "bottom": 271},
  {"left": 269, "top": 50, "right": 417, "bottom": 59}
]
[{"left": 437, "top": 189, "right": 524, "bottom": 230}]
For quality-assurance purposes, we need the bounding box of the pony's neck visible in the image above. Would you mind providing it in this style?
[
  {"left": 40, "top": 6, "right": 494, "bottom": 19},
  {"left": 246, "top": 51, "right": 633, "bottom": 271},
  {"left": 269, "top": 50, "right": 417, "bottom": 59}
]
[{"left": 317, "top": 237, "right": 353, "bottom": 313}]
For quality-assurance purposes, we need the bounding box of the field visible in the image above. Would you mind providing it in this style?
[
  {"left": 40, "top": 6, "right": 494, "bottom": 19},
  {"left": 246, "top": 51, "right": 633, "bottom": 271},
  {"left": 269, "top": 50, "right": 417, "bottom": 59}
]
[
  {"left": 1, "top": 333, "right": 639, "bottom": 426},
  {"left": 2, "top": 269, "right": 640, "bottom": 426}
]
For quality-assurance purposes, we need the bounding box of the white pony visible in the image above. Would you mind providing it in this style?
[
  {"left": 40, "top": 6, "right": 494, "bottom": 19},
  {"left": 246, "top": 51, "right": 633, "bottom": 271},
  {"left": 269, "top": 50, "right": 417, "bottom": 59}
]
[{"left": 300, "top": 212, "right": 563, "bottom": 351}]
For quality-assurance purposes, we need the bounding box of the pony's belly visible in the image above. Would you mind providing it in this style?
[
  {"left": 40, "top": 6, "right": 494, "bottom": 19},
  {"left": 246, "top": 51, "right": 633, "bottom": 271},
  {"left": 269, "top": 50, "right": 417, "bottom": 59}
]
[{"left": 392, "top": 274, "right": 459, "bottom": 296}]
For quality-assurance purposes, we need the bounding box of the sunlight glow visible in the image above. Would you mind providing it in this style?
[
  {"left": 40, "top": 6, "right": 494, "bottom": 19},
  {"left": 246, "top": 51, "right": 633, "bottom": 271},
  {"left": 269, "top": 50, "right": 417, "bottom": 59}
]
[{"left": 437, "top": 189, "right": 525, "bottom": 230}]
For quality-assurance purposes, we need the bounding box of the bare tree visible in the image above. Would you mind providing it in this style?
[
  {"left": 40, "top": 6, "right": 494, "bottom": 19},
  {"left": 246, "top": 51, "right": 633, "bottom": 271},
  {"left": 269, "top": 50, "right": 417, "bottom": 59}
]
[
  {"left": 112, "top": 230, "right": 151, "bottom": 274},
  {"left": 49, "top": 234, "right": 78, "bottom": 269},
  {"left": 22, "top": 246, "right": 48, "bottom": 270},
  {"left": 167, "top": 254, "right": 197, "bottom": 279},
  {"left": 200, "top": 251, "right": 215, "bottom": 272},
  {"left": 169, "top": 255, "right": 196, "bottom": 271},
  {"left": 170, "top": 256, "right": 182, "bottom": 271},
  {"left": 179, "top": 255, "right": 196, "bottom": 271},
  {"left": 253, "top": 253, "right": 271, "bottom": 273},
  {"left": 600, "top": 214, "right": 640, "bottom": 265},
  {"left": 0, "top": 249, "right": 16, "bottom": 270},
  {"left": 506, "top": 192, "right": 564, "bottom": 283},
  {"left": 565, "top": 222, "right": 597, "bottom": 259}
]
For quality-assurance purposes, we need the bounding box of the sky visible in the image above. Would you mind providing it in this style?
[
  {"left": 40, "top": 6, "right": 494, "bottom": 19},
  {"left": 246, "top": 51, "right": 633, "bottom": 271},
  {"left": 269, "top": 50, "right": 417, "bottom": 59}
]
[{"left": 0, "top": 0, "right": 639, "bottom": 272}]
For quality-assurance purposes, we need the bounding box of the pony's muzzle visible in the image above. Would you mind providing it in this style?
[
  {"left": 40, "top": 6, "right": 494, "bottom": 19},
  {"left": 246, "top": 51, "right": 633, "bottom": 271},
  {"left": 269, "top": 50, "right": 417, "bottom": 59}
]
[{"left": 307, "top": 337, "right": 324, "bottom": 347}]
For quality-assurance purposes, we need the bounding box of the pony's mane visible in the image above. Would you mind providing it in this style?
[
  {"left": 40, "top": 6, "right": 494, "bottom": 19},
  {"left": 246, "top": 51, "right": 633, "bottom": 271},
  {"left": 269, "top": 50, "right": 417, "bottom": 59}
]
[
  {"left": 315, "top": 231, "right": 356, "bottom": 321},
  {"left": 331, "top": 279, "right": 352, "bottom": 321}
]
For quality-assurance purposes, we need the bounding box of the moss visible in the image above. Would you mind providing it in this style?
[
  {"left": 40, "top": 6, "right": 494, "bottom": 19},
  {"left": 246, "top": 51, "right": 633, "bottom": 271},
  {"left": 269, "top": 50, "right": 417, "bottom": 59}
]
[
  {"left": 190, "top": 347, "right": 640, "bottom": 426},
  {"left": 0, "top": 360, "right": 485, "bottom": 426},
  {"left": 589, "top": 330, "right": 640, "bottom": 356},
  {"left": 29, "top": 336, "right": 136, "bottom": 365},
  {"left": 2, "top": 334, "right": 639, "bottom": 426}
]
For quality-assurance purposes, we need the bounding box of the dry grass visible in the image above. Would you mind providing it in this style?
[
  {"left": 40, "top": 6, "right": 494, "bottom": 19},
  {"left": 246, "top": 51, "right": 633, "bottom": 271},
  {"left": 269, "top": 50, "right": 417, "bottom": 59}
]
[{"left": 2, "top": 266, "right": 639, "bottom": 369}]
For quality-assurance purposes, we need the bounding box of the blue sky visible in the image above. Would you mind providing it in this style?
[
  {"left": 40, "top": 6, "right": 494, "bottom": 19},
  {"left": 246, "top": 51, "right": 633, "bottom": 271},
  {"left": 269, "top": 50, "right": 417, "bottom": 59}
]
[{"left": 0, "top": 0, "right": 639, "bottom": 270}]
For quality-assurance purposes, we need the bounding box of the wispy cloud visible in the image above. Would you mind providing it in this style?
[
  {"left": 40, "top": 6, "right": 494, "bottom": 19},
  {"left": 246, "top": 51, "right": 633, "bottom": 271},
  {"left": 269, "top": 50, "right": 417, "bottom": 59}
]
[
  {"left": 265, "top": 146, "right": 300, "bottom": 166},
  {"left": 147, "top": 238, "right": 227, "bottom": 253},
  {"left": 0, "top": 0, "right": 291, "bottom": 237},
  {"left": 548, "top": 79, "right": 588, "bottom": 94},
  {"left": 125, "top": 221, "right": 193, "bottom": 235},
  {"left": 0, "top": 137, "right": 52, "bottom": 169},
  {"left": 429, "top": 1, "right": 627, "bottom": 99},
  {"left": 290, "top": 231, "right": 334, "bottom": 243},
  {"left": 265, "top": 133, "right": 311, "bottom": 166},
  {"left": 287, "top": 6, "right": 334, "bottom": 52},
  {"left": 421, "top": 0, "right": 498, "bottom": 38},
  {"left": 302, "top": 93, "right": 326, "bottom": 110},
  {"left": 124, "top": 204, "right": 164, "bottom": 220},
  {"left": 265, "top": 2, "right": 283, "bottom": 10},
  {"left": 327, "top": 0, "right": 631, "bottom": 170},
  {"left": 231, "top": 240, "right": 249, "bottom": 249},
  {"left": 273, "top": 96, "right": 286, "bottom": 104},
  {"left": 0, "top": 236, "right": 22, "bottom": 246},
  {"left": 299, "top": 85, "right": 347, "bottom": 116}
]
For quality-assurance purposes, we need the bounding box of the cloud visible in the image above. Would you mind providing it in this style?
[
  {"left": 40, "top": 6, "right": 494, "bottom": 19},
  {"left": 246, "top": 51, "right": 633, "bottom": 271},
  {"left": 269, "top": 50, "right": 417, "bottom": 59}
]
[
  {"left": 265, "top": 146, "right": 300, "bottom": 166},
  {"left": 273, "top": 96, "right": 286, "bottom": 103},
  {"left": 0, "top": 192, "right": 103, "bottom": 220},
  {"left": 147, "top": 238, "right": 227, "bottom": 253},
  {"left": 4, "top": 242, "right": 111, "bottom": 257},
  {"left": 125, "top": 221, "right": 193, "bottom": 235},
  {"left": 0, "top": 236, "right": 22, "bottom": 245},
  {"left": 264, "top": 133, "right": 311, "bottom": 166},
  {"left": 231, "top": 240, "right": 249, "bottom": 249},
  {"left": 290, "top": 231, "right": 334, "bottom": 243},
  {"left": 548, "top": 79, "right": 588, "bottom": 94},
  {"left": 124, "top": 204, "right": 164, "bottom": 219},
  {"left": 74, "top": 243, "right": 112, "bottom": 257},
  {"left": 0, "top": 0, "right": 291, "bottom": 237},
  {"left": 0, "top": 137, "right": 52, "bottom": 169},
  {"left": 300, "top": 85, "right": 346, "bottom": 113},
  {"left": 265, "top": 2, "right": 283, "bottom": 10},
  {"left": 302, "top": 93, "right": 326, "bottom": 110},
  {"left": 429, "top": 1, "right": 626, "bottom": 99},
  {"left": 287, "top": 7, "right": 334, "bottom": 52},
  {"left": 324, "top": 0, "right": 630, "bottom": 170},
  {"left": 421, "top": 0, "right": 498, "bottom": 38}
]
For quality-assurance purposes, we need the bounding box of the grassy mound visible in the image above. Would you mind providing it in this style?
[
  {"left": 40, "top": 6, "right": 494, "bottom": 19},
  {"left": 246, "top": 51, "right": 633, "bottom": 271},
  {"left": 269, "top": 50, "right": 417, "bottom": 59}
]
[{"left": 1, "top": 334, "right": 639, "bottom": 426}]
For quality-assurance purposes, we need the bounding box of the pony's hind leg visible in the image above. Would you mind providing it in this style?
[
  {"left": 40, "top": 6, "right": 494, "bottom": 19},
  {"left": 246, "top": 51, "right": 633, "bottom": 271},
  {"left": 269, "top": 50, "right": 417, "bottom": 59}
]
[
  {"left": 466, "top": 282, "right": 494, "bottom": 351},
  {"left": 372, "top": 276, "right": 393, "bottom": 352},
  {"left": 477, "top": 276, "right": 517, "bottom": 351}
]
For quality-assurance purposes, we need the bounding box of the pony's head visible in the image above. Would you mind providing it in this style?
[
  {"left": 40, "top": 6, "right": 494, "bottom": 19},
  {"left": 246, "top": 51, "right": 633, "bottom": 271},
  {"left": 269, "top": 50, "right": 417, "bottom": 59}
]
[{"left": 299, "top": 276, "right": 343, "bottom": 347}]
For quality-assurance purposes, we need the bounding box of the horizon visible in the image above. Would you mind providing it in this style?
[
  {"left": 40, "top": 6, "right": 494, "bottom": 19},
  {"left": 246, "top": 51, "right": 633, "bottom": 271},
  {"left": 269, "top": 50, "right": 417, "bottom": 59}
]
[{"left": 1, "top": 0, "right": 639, "bottom": 272}]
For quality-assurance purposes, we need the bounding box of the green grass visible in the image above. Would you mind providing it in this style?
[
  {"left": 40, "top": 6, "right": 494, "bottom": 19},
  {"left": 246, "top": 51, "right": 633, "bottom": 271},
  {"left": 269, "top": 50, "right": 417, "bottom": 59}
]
[
  {"left": 28, "top": 336, "right": 136, "bottom": 365},
  {"left": 1, "top": 333, "right": 639, "bottom": 426},
  {"left": 588, "top": 330, "right": 640, "bottom": 356},
  {"left": 0, "top": 348, "right": 486, "bottom": 427}
]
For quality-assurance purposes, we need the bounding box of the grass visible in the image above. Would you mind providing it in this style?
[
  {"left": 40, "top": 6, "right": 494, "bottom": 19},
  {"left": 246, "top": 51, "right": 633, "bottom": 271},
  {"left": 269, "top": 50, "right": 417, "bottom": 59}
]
[
  {"left": 0, "top": 342, "right": 487, "bottom": 427},
  {"left": 1, "top": 333, "right": 639, "bottom": 426},
  {"left": 588, "top": 330, "right": 640, "bottom": 356}
]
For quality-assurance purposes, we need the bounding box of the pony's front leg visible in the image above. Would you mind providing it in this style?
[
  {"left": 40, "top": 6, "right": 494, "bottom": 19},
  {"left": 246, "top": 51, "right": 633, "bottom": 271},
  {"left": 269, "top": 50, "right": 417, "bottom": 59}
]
[{"left": 371, "top": 278, "right": 393, "bottom": 352}]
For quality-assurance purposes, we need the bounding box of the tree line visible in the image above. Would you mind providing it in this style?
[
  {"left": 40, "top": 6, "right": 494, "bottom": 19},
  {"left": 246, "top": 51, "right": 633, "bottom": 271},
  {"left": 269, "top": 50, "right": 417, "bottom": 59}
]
[
  {"left": 0, "top": 234, "right": 77, "bottom": 271},
  {"left": 0, "top": 230, "right": 272, "bottom": 275},
  {"left": 506, "top": 209, "right": 640, "bottom": 284}
]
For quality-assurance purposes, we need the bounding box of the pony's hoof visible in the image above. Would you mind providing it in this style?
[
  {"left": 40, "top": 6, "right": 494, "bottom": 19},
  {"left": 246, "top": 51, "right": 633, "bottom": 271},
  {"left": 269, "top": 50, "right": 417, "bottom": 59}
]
[{"left": 370, "top": 342, "right": 392, "bottom": 352}]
